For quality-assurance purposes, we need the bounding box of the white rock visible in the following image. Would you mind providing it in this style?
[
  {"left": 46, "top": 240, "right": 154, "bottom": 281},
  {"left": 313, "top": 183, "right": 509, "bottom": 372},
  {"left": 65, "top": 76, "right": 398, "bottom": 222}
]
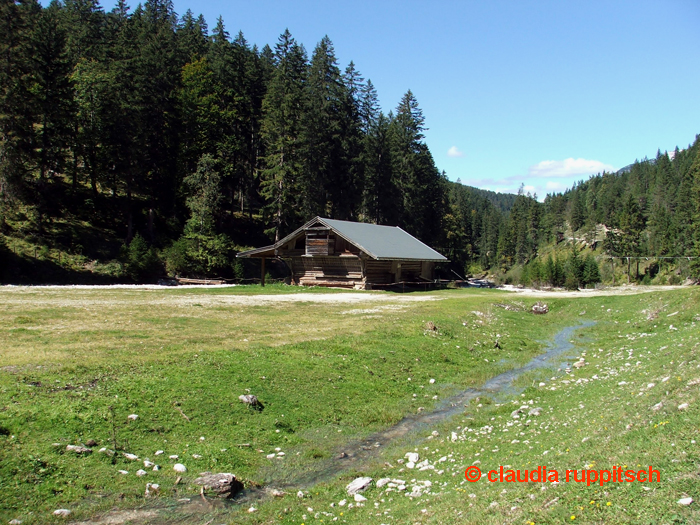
[
  {"left": 338, "top": 499, "right": 347, "bottom": 506},
  {"left": 406, "top": 461, "right": 415, "bottom": 469},
  {"left": 123, "top": 453, "right": 138, "bottom": 461},
  {"left": 155, "top": 450, "right": 164, "bottom": 456},
  {"left": 192, "top": 454, "right": 202, "bottom": 459},
  {"left": 376, "top": 478, "right": 391, "bottom": 488},
  {"left": 127, "top": 414, "right": 138, "bottom": 421},
  {"left": 354, "top": 494, "right": 367, "bottom": 502},
  {"left": 266, "top": 454, "right": 275, "bottom": 459},
  {"left": 405, "top": 452, "right": 419, "bottom": 463},
  {"left": 652, "top": 402, "right": 664, "bottom": 411},
  {"left": 678, "top": 403, "right": 689, "bottom": 411},
  {"left": 144, "top": 460, "right": 154, "bottom": 467},
  {"left": 169, "top": 455, "right": 179, "bottom": 460},
  {"left": 199, "top": 436, "right": 205, "bottom": 441},
  {"left": 9, "top": 520, "right": 23, "bottom": 525},
  {"left": 277, "top": 452, "right": 285, "bottom": 456},
  {"left": 429, "top": 378, "right": 435, "bottom": 384},
  {"left": 539, "top": 382, "right": 546, "bottom": 387},
  {"left": 346, "top": 476, "right": 372, "bottom": 495},
  {"left": 53, "top": 509, "right": 71, "bottom": 517},
  {"left": 118, "top": 470, "right": 129, "bottom": 475},
  {"left": 297, "top": 491, "right": 304, "bottom": 498},
  {"left": 152, "top": 465, "right": 160, "bottom": 471},
  {"left": 248, "top": 507, "right": 257, "bottom": 513},
  {"left": 678, "top": 497, "right": 693, "bottom": 505},
  {"left": 136, "top": 469, "right": 147, "bottom": 477},
  {"left": 173, "top": 463, "right": 187, "bottom": 473}
]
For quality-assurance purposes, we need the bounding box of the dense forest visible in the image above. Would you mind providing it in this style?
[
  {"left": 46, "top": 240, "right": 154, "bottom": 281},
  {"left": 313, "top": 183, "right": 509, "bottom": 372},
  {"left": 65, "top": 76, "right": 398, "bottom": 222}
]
[{"left": 1, "top": 0, "right": 699, "bottom": 286}]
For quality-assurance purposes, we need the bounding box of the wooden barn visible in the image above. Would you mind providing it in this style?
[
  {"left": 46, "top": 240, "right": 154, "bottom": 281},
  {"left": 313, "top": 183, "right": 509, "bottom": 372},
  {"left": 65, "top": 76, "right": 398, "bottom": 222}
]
[{"left": 237, "top": 216, "right": 448, "bottom": 289}]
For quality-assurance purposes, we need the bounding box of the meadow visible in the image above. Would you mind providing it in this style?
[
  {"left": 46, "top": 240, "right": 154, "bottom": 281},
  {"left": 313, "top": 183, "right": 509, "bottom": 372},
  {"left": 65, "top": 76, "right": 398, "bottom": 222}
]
[{"left": 0, "top": 284, "right": 698, "bottom": 524}]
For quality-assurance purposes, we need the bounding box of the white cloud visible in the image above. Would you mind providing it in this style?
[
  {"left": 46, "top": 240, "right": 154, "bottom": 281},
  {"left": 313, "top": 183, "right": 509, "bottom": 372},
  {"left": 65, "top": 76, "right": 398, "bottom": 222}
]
[
  {"left": 447, "top": 146, "right": 465, "bottom": 158},
  {"left": 527, "top": 158, "right": 615, "bottom": 178}
]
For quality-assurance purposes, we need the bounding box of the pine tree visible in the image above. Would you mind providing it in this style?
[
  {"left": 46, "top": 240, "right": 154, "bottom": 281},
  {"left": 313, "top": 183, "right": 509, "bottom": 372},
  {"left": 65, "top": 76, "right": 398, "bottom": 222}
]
[
  {"left": 31, "top": 1, "right": 73, "bottom": 230},
  {"left": 259, "top": 29, "right": 308, "bottom": 241},
  {"left": 0, "top": 0, "right": 40, "bottom": 222}
]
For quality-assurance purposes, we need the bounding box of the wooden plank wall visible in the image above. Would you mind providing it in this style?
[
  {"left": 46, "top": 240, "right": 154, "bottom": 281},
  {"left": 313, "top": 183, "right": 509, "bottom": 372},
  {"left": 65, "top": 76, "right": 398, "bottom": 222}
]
[
  {"left": 292, "top": 257, "right": 363, "bottom": 287},
  {"left": 364, "top": 260, "right": 393, "bottom": 284},
  {"left": 305, "top": 231, "right": 332, "bottom": 256}
]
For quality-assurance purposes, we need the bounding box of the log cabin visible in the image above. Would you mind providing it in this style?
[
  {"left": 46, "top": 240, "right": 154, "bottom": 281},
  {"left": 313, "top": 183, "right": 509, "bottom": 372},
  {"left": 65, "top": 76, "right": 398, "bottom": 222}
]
[{"left": 237, "top": 216, "right": 448, "bottom": 289}]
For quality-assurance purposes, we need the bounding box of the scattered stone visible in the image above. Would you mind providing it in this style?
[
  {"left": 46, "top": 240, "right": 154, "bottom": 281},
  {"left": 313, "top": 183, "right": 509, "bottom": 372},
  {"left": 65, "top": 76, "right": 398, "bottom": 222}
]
[
  {"left": 127, "top": 414, "right": 138, "bottom": 421},
  {"left": 678, "top": 497, "right": 693, "bottom": 505},
  {"left": 9, "top": 519, "right": 22, "bottom": 524},
  {"left": 145, "top": 483, "right": 160, "bottom": 497},
  {"left": 405, "top": 452, "right": 419, "bottom": 463},
  {"left": 266, "top": 454, "right": 275, "bottom": 459},
  {"left": 346, "top": 477, "right": 372, "bottom": 495},
  {"left": 678, "top": 403, "right": 689, "bottom": 411},
  {"left": 528, "top": 407, "right": 543, "bottom": 416},
  {"left": 144, "top": 460, "right": 154, "bottom": 467},
  {"left": 539, "top": 382, "right": 546, "bottom": 387},
  {"left": 52, "top": 509, "right": 71, "bottom": 518},
  {"left": 155, "top": 450, "right": 164, "bottom": 456},
  {"left": 297, "top": 491, "right": 304, "bottom": 498},
  {"left": 152, "top": 465, "right": 160, "bottom": 471},
  {"left": 532, "top": 302, "right": 549, "bottom": 315},
  {"left": 573, "top": 359, "right": 585, "bottom": 369},
  {"left": 248, "top": 507, "right": 257, "bottom": 513},
  {"left": 269, "top": 488, "right": 285, "bottom": 497},
  {"left": 354, "top": 494, "right": 367, "bottom": 502},
  {"left": 85, "top": 439, "right": 98, "bottom": 447},
  {"left": 376, "top": 478, "right": 391, "bottom": 488},
  {"left": 193, "top": 472, "right": 244, "bottom": 499},
  {"left": 66, "top": 445, "right": 91, "bottom": 454},
  {"left": 136, "top": 469, "right": 147, "bottom": 477},
  {"left": 652, "top": 402, "right": 664, "bottom": 411},
  {"left": 169, "top": 455, "right": 179, "bottom": 460},
  {"left": 123, "top": 453, "right": 138, "bottom": 461},
  {"left": 173, "top": 463, "right": 187, "bottom": 473},
  {"left": 118, "top": 470, "right": 129, "bottom": 475},
  {"left": 192, "top": 454, "right": 202, "bottom": 459},
  {"left": 239, "top": 394, "right": 261, "bottom": 407},
  {"left": 429, "top": 378, "right": 435, "bottom": 384}
]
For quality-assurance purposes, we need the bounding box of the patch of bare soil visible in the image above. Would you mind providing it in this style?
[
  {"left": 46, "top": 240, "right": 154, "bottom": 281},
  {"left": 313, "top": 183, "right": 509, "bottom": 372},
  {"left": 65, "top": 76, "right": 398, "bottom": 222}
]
[
  {"left": 70, "top": 509, "right": 159, "bottom": 525},
  {"left": 500, "top": 284, "right": 688, "bottom": 298}
]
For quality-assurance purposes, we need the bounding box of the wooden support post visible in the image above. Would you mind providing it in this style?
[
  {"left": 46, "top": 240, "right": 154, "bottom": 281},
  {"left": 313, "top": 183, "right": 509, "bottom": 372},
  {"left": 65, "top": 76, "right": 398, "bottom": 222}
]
[
  {"left": 611, "top": 258, "right": 615, "bottom": 285},
  {"left": 260, "top": 257, "right": 266, "bottom": 287}
]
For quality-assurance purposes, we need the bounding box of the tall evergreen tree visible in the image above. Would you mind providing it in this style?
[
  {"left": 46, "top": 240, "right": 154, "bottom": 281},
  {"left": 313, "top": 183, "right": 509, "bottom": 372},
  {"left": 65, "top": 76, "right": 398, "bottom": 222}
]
[{"left": 260, "top": 29, "right": 308, "bottom": 241}]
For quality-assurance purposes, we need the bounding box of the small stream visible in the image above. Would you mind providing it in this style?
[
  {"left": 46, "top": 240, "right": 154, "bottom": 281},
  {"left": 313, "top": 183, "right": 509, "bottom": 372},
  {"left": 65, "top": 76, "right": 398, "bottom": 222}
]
[{"left": 77, "top": 321, "right": 595, "bottom": 524}]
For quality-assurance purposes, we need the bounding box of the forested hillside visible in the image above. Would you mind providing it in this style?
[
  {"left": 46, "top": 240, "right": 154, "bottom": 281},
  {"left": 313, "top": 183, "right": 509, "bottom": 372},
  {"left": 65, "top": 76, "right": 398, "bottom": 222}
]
[{"left": 1, "top": 0, "right": 699, "bottom": 285}]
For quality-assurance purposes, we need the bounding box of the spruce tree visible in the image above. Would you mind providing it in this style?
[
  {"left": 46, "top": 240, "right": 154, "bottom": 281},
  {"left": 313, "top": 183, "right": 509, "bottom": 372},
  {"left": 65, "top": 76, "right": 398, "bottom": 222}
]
[{"left": 260, "top": 29, "right": 308, "bottom": 241}]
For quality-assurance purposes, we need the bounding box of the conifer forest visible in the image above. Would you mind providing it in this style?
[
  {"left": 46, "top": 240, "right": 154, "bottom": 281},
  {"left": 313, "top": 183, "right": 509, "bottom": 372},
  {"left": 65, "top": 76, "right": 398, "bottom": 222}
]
[{"left": 1, "top": 0, "right": 699, "bottom": 286}]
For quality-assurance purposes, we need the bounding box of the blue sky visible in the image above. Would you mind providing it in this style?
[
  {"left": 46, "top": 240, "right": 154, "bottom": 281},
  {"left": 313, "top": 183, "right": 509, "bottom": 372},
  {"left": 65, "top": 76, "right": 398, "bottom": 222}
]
[{"left": 143, "top": 1, "right": 700, "bottom": 197}]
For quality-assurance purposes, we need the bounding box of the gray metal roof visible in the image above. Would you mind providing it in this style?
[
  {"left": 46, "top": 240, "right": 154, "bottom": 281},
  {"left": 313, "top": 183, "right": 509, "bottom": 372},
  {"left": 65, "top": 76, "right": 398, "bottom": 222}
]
[
  {"left": 237, "top": 217, "right": 447, "bottom": 261},
  {"left": 319, "top": 218, "right": 447, "bottom": 261}
]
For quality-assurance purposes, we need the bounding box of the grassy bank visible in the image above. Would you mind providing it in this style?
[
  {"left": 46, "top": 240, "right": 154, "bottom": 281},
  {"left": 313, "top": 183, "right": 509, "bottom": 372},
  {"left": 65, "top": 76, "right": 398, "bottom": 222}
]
[{"left": 0, "top": 285, "right": 698, "bottom": 524}]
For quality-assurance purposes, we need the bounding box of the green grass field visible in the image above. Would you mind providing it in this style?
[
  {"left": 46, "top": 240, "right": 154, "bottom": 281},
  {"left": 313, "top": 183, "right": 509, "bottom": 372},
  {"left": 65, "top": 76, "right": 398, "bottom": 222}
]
[{"left": 0, "top": 285, "right": 698, "bottom": 524}]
